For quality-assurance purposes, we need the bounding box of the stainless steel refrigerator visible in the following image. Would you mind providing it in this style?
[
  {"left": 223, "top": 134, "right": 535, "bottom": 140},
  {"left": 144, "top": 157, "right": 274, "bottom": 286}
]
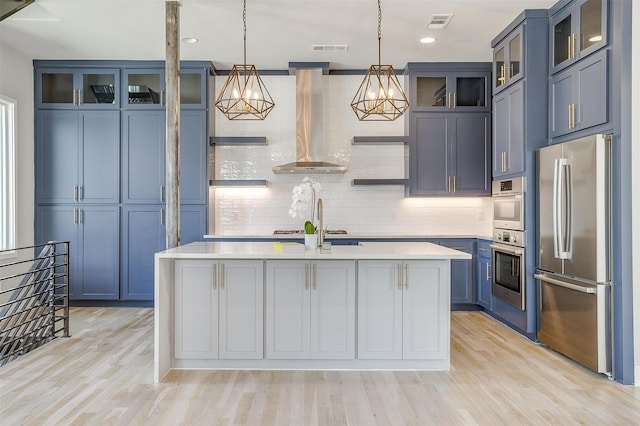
[{"left": 535, "top": 134, "right": 612, "bottom": 374}]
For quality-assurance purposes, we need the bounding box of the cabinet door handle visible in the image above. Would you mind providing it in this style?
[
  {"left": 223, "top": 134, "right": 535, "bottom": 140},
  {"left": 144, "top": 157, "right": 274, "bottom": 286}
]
[
  {"left": 160, "top": 208, "right": 164, "bottom": 225},
  {"left": 405, "top": 263, "right": 409, "bottom": 289},
  {"left": 567, "top": 35, "right": 573, "bottom": 61},
  {"left": 221, "top": 263, "right": 225, "bottom": 289},
  {"left": 571, "top": 34, "right": 577, "bottom": 59},
  {"left": 73, "top": 208, "right": 77, "bottom": 224},
  {"left": 305, "top": 263, "right": 309, "bottom": 290},
  {"left": 486, "top": 262, "right": 491, "bottom": 281},
  {"left": 78, "top": 208, "right": 83, "bottom": 224},
  {"left": 478, "top": 247, "right": 488, "bottom": 253},
  {"left": 573, "top": 104, "right": 578, "bottom": 128},
  {"left": 397, "top": 264, "right": 401, "bottom": 290},
  {"left": 73, "top": 185, "right": 78, "bottom": 201},
  {"left": 73, "top": 89, "right": 77, "bottom": 106},
  {"left": 447, "top": 176, "right": 451, "bottom": 192},
  {"left": 452, "top": 92, "right": 456, "bottom": 109},
  {"left": 453, "top": 175, "right": 457, "bottom": 192},
  {"left": 160, "top": 185, "right": 164, "bottom": 202},
  {"left": 213, "top": 264, "right": 218, "bottom": 289},
  {"left": 79, "top": 185, "right": 83, "bottom": 201},
  {"left": 313, "top": 263, "right": 317, "bottom": 290},
  {"left": 160, "top": 90, "right": 164, "bottom": 106}
]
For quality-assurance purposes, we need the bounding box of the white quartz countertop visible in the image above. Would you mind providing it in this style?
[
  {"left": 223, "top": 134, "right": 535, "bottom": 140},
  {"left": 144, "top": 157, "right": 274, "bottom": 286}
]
[
  {"left": 203, "top": 233, "right": 493, "bottom": 240},
  {"left": 156, "top": 241, "right": 472, "bottom": 260}
]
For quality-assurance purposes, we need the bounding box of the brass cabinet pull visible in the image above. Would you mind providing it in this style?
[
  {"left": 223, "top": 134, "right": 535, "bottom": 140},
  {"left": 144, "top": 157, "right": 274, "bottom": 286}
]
[
  {"left": 568, "top": 104, "right": 573, "bottom": 128},
  {"left": 73, "top": 185, "right": 78, "bottom": 202},
  {"left": 453, "top": 92, "right": 457, "bottom": 109},
  {"left": 221, "top": 263, "right": 225, "bottom": 289},
  {"left": 572, "top": 104, "right": 577, "bottom": 128},
  {"left": 313, "top": 263, "right": 317, "bottom": 290},
  {"left": 405, "top": 263, "right": 409, "bottom": 289},
  {"left": 213, "top": 264, "right": 217, "bottom": 289},
  {"left": 453, "top": 175, "right": 457, "bottom": 192},
  {"left": 305, "top": 263, "right": 309, "bottom": 290},
  {"left": 73, "top": 208, "right": 77, "bottom": 224},
  {"left": 447, "top": 176, "right": 451, "bottom": 192},
  {"left": 397, "top": 264, "right": 401, "bottom": 290},
  {"left": 78, "top": 208, "right": 83, "bottom": 224}
]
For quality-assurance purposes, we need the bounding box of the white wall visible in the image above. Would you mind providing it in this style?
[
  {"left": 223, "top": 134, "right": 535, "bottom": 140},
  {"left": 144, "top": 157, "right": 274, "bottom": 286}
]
[
  {"left": 632, "top": 0, "right": 640, "bottom": 387},
  {"left": 0, "top": 36, "right": 35, "bottom": 289},
  {"left": 211, "top": 74, "right": 493, "bottom": 236}
]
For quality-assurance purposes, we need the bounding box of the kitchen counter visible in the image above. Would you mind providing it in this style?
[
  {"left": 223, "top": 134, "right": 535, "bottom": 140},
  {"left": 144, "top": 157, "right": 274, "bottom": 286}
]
[
  {"left": 154, "top": 242, "right": 470, "bottom": 382},
  {"left": 203, "top": 233, "right": 493, "bottom": 241}
]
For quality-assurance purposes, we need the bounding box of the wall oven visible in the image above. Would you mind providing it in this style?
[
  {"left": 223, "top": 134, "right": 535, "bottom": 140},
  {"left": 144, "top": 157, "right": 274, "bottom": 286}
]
[
  {"left": 490, "top": 229, "right": 525, "bottom": 310},
  {"left": 492, "top": 177, "right": 525, "bottom": 230}
]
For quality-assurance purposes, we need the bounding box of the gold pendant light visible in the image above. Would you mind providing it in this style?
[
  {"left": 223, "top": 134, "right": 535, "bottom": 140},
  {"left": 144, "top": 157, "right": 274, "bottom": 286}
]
[
  {"left": 351, "top": 0, "right": 408, "bottom": 121},
  {"left": 215, "top": 0, "right": 275, "bottom": 120}
]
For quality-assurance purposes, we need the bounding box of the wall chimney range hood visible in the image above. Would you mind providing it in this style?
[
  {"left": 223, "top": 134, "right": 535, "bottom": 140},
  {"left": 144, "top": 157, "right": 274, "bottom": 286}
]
[{"left": 272, "top": 63, "right": 347, "bottom": 174}]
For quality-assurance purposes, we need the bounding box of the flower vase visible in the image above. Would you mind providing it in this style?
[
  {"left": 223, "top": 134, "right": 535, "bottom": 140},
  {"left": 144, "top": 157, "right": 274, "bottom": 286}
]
[{"left": 304, "top": 234, "right": 318, "bottom": 250}]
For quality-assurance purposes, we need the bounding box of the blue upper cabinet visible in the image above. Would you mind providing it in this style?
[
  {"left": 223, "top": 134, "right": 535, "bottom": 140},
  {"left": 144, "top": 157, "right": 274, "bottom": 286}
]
[
  {"left": 406, "top": 63, "right": 491, "bottom": 113},
  {"left": 180, "top": 68, "right": 208, "bottom": 109},
  {"left": 550, "top": 0, "right": 608, "bottom": 75},
  {"left": 35, "top": 66, "right": 120, "bottom": 109},
  {"left": 550, "top": 49, "right": 607, "bottom": 138},
  {"left": 36, "top": 109, "right": 120, "bottom": 204},
  {"left": 122, "top": 68, "right": 166, "bottom": 109},
  {"left": 493, "top": 26, "right": 523, "bottom": 93},
  {"left": 491, "top": 9, "right": 549, "bottom": 179}
]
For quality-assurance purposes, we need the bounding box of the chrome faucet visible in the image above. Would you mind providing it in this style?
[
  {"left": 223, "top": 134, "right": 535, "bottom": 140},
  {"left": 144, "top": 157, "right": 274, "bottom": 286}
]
[{"left": 317, "top": 198, "right": 324, "bottom": 247}]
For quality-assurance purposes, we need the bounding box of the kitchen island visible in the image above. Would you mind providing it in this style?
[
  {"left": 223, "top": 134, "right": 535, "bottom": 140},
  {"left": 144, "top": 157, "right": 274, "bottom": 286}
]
[{"left": 154, "top": 241, "right": 471, "bottom": 382}]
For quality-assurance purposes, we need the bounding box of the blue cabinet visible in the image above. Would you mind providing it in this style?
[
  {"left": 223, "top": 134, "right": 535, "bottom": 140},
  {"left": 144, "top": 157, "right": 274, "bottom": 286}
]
[
  {"left": 476, "top": 239, "right": 493, "bottom": 310},
  {"left": 36, "top": 109, "right": 120, "bottom": 204},
  {"left": 410, "top": 113, "right": 490, "bottom": 196},
  {"left": 550, "top": 0, "right": 608, "bottom": 74},
  {"left": 406, "top": 64, "right": 491, "bottom": 112},
  {"left": 491, "top": 9, "right": 548, "bottom": 179},
  {"left": 121, "top": 205, "right": 207, "bottom": 300},
  {"left": 122, "top": 68, "right": 165, "bottom": 109},
  {"left": 35, "top": 66, "right": 120, "bottom": 109},
  {"left": 437, "top": 239, "right": 475, "bottom": 305},
  {"left": 550, "top": 49, "right": 608, "bottom": 138},
  {"left": 493, "top": 81, "right": 525, "bottom": 178},
  {"left": 36, "top": 205, "right": 120, "bottom": 300},
  {"left": 122, "top": 110, "right": 207, "bottom": 204}
]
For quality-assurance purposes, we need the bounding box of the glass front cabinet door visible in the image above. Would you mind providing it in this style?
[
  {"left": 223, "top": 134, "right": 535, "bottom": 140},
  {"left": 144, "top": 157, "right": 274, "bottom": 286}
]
[
  {"left": 122, "top": 68, "right": 165, "bottom": 108},
  {"left": 36, "top": 68, "right": 120, "bottom": 109},
  {"left": 551, "top": 0, "right": 607, "bottom": 73},
  {"left": 413, "top": 72, "right": 490, "bottom": 112},
  {"left": 493, "top": 28, "right": 523, "bottom": 92}
]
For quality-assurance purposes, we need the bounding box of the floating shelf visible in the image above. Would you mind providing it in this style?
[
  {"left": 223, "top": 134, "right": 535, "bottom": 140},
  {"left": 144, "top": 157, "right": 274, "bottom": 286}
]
[
  {"left": 210, "top": 136, "right": 267, "bottom": 145},
  {"left": 351, "top": 136, "right": 407, "bottom": 145},
  {"left": 209, "top": 179, "right": 269, "bottom": 187},
  {"left": 352, "top": 179, "right": 408, "bottom": 186}
]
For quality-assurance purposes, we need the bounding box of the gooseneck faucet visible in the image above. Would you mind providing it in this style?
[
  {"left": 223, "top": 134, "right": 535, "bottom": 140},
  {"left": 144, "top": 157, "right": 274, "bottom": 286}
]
[{"left": 317, "top": 198, "right": 324, "bottom": 247}]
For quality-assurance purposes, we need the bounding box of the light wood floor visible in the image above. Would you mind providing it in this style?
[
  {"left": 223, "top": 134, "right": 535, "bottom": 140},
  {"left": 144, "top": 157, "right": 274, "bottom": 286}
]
[{"left": 1, "top": 308, "right": 639, "bottom": 425}]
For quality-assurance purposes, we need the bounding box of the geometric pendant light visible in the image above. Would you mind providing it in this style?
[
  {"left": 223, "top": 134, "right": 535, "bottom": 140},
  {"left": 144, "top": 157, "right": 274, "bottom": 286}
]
[
  {"left": 215, "top": 0, "right": 275, "bottom": 120},
  {"left": 351, "top": 0, "right": 409, "bottom": 121}
]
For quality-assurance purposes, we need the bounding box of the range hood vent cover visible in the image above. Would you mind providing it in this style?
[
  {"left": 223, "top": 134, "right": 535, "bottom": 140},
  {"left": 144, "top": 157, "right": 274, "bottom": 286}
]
[{"left": 272, "top": 65, "right": 347, "bottom": 174}]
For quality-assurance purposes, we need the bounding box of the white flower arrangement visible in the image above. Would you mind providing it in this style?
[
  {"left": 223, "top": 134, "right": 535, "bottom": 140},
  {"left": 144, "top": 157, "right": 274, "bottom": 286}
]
[{"left": 289, "top": 177, "right": 321, "bottom": 225}]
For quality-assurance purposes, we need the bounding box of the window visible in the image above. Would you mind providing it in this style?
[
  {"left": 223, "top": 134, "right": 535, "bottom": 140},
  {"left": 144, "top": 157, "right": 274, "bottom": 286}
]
[{"left": 0, "top": 95, "right": 16, "bottom": 253}]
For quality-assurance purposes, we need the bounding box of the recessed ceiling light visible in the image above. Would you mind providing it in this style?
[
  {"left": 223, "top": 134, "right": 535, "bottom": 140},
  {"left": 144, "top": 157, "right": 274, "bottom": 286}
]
[
  {"left": 588, "top": 35, "right": 602, "bottom": 42},
  {"left": 420, "top": 37, "right": 436, "bottom": 44},
  {"left": 182, "top": 37, "right": 199, "bottom": 44}
]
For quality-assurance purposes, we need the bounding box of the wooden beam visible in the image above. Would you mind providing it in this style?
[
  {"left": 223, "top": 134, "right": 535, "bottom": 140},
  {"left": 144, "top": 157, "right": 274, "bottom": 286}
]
[{"left": 165, "top": 1, "right": 180, "bottom": 249}]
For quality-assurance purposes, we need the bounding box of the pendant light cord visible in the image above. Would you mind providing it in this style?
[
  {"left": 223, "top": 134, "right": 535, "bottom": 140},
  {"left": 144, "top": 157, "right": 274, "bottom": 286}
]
[
  {"left": 377, "top": 0, "right": 381, "bottom": 66},
  {"left": 243, "top": 0, "right": 247, "bottom": 67}
]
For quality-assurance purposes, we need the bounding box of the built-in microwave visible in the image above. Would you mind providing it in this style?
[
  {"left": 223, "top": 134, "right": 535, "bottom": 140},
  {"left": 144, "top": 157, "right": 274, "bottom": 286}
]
[{"left": 492, "top": 177, "right": 525, "bottom": 231}]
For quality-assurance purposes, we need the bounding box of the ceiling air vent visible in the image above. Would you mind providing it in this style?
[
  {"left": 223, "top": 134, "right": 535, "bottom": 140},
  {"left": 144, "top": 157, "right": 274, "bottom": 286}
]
[
  {"left": 312, "top": 45, "right": 349, "bottom": 52},
  {"left": 425, "top": 14, "right": 454, "bottom": 30}
]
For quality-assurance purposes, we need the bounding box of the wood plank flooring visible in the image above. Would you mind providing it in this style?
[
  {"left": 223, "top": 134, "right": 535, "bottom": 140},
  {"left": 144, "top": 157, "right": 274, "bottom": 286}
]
[{"left": 1, "top": 307, "right": 639, "bottom": 425}]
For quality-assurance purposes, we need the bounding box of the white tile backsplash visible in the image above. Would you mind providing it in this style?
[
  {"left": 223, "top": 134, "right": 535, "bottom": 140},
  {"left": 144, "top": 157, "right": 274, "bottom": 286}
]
[{"left": 210, "top": 74, "right": 492, "bottom": 236}]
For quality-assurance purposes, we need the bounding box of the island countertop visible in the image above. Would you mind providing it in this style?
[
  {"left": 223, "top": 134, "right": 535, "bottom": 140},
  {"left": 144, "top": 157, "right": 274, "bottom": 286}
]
[{"left": 156, "top": 241, "right": 472, "bottom": 260}]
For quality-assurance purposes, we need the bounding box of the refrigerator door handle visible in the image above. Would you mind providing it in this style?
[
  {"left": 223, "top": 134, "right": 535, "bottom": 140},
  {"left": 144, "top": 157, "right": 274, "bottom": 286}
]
[
  {"left": 553, "top": 158, "right": 562, "bottom": 258},
  {"left": 563, "top": 161, "right": 573, "bottom": 257},
  {"left": 534, "top": 273, "right": 596, "bottom": 294}
]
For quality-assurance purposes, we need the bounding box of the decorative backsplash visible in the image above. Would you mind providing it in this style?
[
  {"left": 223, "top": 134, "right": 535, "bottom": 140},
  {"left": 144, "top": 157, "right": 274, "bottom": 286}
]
[{"left": 210, "top": 74, "right": 492, "bottom": 236}]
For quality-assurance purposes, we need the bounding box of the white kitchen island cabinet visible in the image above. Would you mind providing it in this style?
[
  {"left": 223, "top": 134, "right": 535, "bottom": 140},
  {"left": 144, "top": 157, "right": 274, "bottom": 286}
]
[
  {"left": 357, "top": 260, "right": 450, "bottom": 361},
  {"left": 266, "top": 260, "right": 356, "bottom": 360},
  {"left": 154, "top": 242, "right": 470, "bottom": 382},
  {"left": 173, "top": 259, "right": 263, "bottom": 360}
]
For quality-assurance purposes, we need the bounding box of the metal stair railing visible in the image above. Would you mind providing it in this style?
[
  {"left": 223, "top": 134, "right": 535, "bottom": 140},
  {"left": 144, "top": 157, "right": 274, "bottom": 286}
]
[{"left": 0, "top": 241, "right": 70, "bottom": 365}]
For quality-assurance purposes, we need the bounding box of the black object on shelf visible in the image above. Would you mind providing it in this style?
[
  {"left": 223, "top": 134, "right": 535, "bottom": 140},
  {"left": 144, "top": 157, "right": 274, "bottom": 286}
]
[
  {"left": 128, "top": 85, "right": 160, "bottom": 104},
  {"left": 91, "top": 85, "right": 115, "bottom": 104}
]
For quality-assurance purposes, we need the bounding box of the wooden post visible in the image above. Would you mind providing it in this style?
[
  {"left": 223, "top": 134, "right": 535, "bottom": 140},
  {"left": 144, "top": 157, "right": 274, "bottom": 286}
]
[{"left": 165, "top": 1, "right": 180, "bottom": 249}]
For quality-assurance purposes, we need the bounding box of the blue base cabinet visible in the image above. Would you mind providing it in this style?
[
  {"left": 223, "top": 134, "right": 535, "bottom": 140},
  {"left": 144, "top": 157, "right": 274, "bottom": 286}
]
[
  {"left": 437, "top": 239, "right": 475, "bottom": 304},
  {"left": 476, "top": 239, "right": 493, "bottom": 310},
  {"left": 36, "top": 205, "right": 120, "bottom": 300}
]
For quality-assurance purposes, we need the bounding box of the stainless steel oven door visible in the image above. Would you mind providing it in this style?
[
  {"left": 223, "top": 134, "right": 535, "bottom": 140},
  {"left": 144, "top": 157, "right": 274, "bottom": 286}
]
[
  {"left": 490, "top": 243, "right": 525, "bottom": 310},
  {"left": 492, "top": 196, "right": 524, "bottom": 230}
]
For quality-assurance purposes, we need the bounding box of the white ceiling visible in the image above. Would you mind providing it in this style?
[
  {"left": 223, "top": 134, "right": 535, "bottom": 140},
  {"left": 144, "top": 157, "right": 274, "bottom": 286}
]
[{"left": 1, "top": 0, "right": 557, "bottom": 70}]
